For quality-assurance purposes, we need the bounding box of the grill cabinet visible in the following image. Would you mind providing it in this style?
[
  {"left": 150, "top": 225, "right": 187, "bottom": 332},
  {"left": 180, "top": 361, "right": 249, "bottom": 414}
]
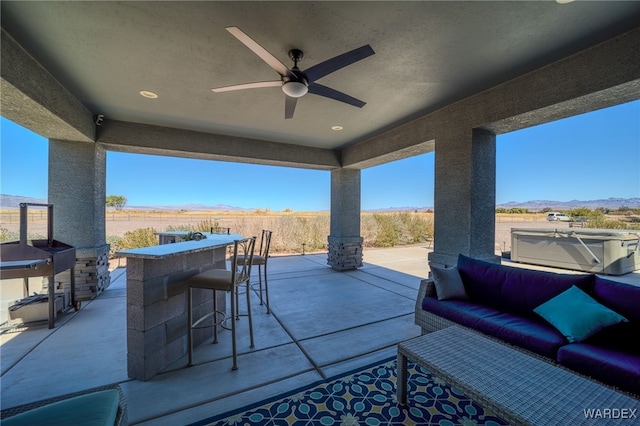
[{"left": 0, "top": 203, "right": 76, "bottom": 328}]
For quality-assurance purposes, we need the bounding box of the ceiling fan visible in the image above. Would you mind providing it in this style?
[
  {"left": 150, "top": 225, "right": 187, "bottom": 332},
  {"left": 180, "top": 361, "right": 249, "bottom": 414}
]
[{"left": 212, "top": 27, "right": 375, "bottom": 119}]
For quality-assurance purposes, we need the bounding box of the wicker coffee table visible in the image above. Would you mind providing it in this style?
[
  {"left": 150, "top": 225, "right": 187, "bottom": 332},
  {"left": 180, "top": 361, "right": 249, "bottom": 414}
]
[{"left": 397, "top": 326, "right": 639, "bottom": 425}]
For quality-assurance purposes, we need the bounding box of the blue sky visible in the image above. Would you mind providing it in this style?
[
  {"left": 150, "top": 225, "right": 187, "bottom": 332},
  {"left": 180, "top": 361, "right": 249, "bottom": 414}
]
[{"left": 1, "top": 100, "right": 638, "bottom": 211}]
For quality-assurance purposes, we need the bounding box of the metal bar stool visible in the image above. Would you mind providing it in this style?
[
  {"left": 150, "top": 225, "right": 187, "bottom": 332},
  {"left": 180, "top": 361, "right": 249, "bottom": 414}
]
[
  {"left": 186, "top": 236, "right": 256, "bottom": 370},
  {"left": 234, "top": 230, "right": 272, "bottom": 314}
]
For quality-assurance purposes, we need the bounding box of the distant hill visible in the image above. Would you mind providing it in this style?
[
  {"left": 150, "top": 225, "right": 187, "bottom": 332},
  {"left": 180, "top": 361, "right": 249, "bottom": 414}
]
[
  {"left": 124, "top": 203, "right": 250, "bottom": 212},
  {"left": 365, "top": 206, "right": 432, "bottom": 213},
  {"left": 0, "top": 194, "right": 48, "bottom": 208},
  {"left": 0, "top": 194, "right": 251, "bottom": 211},
  {"left": 497, "top": 197, "right": 640, "bottom": 211},
  {"left": 1, "top": 194, "right": 638, "bottom": 212}
]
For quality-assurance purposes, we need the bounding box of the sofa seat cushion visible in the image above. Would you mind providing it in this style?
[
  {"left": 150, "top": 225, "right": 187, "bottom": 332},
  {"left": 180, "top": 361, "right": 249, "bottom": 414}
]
[
  {"left": 558, "top": 343, "right": 640, "bottom": 396},
  {"left": 475, "top": 311, "right": 567, "bottom": 359},
  {"left": 456, "top": 254, "right": 594, "bottom": 316},
  {"left": 2, "top": 389, "right": 120, "bottom": 426},
  {"left": 422, "top": 297, "right": 502, "bottom": 331},
  {"left": 422, "top": 296, "right": 566, "bottom": 359}
]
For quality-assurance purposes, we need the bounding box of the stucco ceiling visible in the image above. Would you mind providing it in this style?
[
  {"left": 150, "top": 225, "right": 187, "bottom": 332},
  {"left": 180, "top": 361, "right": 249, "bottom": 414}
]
[{"left": 2, "top": 1, "right": 639, "bottom": 150}]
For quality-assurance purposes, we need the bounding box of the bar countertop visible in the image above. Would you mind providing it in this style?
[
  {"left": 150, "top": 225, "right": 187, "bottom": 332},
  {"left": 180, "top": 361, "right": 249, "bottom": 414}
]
[{"left": 116, "top": 233, "right": 244, "bottom": 259}]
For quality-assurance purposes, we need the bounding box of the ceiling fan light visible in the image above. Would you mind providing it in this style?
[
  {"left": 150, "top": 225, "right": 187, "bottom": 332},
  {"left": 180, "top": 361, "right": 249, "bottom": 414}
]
[{"left": 282, "top": 81, "right": 308, "bottom": 98}]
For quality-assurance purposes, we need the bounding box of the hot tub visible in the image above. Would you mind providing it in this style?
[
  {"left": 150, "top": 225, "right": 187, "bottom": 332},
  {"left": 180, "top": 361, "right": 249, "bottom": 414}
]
[{"left": 511, "top": 228, "right": 640, "bottom": 275}]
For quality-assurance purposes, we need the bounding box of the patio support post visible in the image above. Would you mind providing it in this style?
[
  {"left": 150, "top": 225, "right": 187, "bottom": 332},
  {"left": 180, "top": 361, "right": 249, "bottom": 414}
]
[
  {"left": 328, "top": 168, "right": 363, "bottom": 271},
  {"left": 48, "top": 139, "right": 111, "bottom": 301},
  {"left": 428, "top": 128, "right": 499, "bottom": 268}
]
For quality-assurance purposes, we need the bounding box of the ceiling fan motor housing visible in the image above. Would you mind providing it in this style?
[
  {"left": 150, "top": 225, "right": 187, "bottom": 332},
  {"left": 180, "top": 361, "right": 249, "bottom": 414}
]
[{"left": 288, "top": 49, "right": 304, "bottom": 63}]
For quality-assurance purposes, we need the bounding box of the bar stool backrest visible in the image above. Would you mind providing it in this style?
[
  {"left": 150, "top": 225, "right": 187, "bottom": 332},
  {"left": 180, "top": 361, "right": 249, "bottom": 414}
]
[
  {"left": 258, "top": 230, "right": 272, "bottom": 259},
  {"left": 230, "top": 237, "right": 256, "bottom": 286}
]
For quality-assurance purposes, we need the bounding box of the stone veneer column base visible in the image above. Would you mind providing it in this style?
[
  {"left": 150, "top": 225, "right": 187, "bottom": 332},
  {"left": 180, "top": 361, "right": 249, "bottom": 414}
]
[
  {"left": 327, "top": 236, "right": 363, "bottom": 271},
  {"left": 43, "top": 244, "right": 111, "bottom": 302}
]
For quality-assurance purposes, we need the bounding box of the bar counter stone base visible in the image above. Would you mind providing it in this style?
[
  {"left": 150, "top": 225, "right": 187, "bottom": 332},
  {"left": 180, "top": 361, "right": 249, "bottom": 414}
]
[{"left": 125, "top": 247, "right": 227, "bottom": 381}]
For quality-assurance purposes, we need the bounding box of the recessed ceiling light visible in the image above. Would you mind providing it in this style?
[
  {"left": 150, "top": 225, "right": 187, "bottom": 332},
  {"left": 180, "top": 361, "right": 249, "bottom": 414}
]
[
  {"left": 139, "top": 90, "right": 158, "bottom": 99},
  {"left": 555, "top": 0, "right": 574, "bottom": 4},
  {"left": 331, "top": 125, "right": 344, "bottom": 131}
]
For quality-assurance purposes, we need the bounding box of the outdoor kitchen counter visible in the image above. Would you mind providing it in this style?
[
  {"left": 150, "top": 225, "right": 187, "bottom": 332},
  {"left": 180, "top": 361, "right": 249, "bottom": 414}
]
[
  {"left": 116, "top": 233, "right": 244, "bottom": 259},
  {"left": 117, "top": 233, "right": 244, "bottom": 380}
]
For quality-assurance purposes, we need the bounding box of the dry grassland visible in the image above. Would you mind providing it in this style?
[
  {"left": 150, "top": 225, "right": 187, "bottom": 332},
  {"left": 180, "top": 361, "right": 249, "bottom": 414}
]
[{"left": 1, "top": 210, "right": 555, "bottom": 254}]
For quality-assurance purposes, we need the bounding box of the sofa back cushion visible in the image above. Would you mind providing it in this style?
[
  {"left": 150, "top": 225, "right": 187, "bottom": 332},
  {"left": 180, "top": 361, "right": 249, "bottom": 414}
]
[
  {"left": 456, "top": 254, "right": 594, "bottom": 316},
  {"left": 593, "top": 276, "right": 640, "bottom": 323}
]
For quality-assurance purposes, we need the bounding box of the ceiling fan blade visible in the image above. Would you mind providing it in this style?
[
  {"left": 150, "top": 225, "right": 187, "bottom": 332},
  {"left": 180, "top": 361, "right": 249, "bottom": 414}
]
[
  {"left": 226, "top": 27, "right": 291, "bottom": 77},
  {"left": 285, "top": 95, "right": 297, "bottom": 119},
  {"left": 308, "top": 83, "right": 366, "bottom": 108},
  {"left": 304, "top": 45, "right": 375, "bottom": 82},
  {"left": 212, "top": 81, "right": 281, "bottom": 93}
]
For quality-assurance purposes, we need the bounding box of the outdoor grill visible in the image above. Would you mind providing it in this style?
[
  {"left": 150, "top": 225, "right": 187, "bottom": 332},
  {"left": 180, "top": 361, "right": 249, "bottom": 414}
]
[{"left": 0, "top": 203, "right": 76, "bottom": 328}]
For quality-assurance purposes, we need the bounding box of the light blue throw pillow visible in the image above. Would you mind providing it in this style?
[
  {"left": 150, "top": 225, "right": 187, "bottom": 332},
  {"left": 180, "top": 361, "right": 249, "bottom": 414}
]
[{"left": 534, "top": 285, "right": 628, "bottom": 343}]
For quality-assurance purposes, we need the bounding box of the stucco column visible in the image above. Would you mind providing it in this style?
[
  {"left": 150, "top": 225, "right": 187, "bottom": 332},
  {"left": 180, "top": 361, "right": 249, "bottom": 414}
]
[
  {"left": 327, "top": 168, "right": 363, "bottom": 271},
  {"left": 428, "top": 128, "right": 498, "bottom": 268},
  {"left": 49, "top": 139, "right": 111, "bottom": 300}
]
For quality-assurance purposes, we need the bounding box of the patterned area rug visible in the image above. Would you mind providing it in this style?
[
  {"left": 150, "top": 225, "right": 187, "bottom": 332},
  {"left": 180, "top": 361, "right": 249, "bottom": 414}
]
[{"left": 190, "top": 358, "right": 508, "bottom": 425}]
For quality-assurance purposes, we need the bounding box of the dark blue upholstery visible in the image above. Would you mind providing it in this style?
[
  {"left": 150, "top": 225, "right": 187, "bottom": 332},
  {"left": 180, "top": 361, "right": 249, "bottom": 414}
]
[
  {"left": 457, "top": 254, "right": 594, "bottom": 316},
  {"left": 422, "top": 296, "right": 566, "bottom": 358},
  {"left": 476, "top": 312, "right": 566, "bottom": 359},
  {"left": 422, "top": 297, "right": 504, "bottom": 331},
  {"left": 558, "top": 341, "right": 640, "bottom": 395},
  {"left": 419, "top": 254, "right": 640, "bottom": 396},
  {"left": 593, "top": 276, "right": 640, "bottom": 323}
]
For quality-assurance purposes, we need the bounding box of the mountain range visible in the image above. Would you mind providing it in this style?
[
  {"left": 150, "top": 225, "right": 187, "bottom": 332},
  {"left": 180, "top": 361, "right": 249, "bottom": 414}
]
[
  {"left": 497, "top": 197, "right": 639, "bottom": 211},
  {"left": 1, "top": 194, "right": 638, "bottom": 212},
  {"left": 0, "top": 195, "right": 250, "bottom": 211}
]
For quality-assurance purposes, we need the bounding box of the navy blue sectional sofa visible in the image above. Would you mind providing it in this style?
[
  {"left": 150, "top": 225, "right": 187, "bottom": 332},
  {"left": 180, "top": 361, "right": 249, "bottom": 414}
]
[{"left": 415, "top": 254, "right": 640, "bottom": 397}]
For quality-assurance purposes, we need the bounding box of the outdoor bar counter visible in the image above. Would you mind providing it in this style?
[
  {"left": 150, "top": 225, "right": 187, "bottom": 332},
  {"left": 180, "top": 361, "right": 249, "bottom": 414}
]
[{"left": 117, "top": 233, "right": 243, "bottom": 380}]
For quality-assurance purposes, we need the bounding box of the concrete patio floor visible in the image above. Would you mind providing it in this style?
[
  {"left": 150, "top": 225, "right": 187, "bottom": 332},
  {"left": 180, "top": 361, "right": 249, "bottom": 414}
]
[
  {"left": 0, "top": 246, "right": 430, "bottom": 425},
  {"left": 1, "top": 245, "right": 638, "bottom": 425}
]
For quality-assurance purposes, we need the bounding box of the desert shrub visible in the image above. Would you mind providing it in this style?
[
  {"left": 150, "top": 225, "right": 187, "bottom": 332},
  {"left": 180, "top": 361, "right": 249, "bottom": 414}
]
[
  {"left": 496, "top": 207, "right": 530, "bottom": 214},
  {"left": 372, "top": 214, "right": 400, "bottom": 247},
  {"left": 166, "top": 219, "right": 228, "bottom": 234},
  {"left": 397, "top": 211, "right": 432, "bottom": 244},
  {"left": 106, "top": 235, "right": 122, "bottom": 257},
  {"left": 218, "top": 214, "right": 329, "bottom": 253},
  {"left": 360, "top": 215, "right": 381, "bottom": 247},
  {"left": 0, "top": 228, "right": 45, "bottom": 243},
  {"left": 101, "top": 211, "right": 434, "bottom": 255},
  {"left": 294, "top": 216, "right": 327, "bottom": 252},
  {"left": 165, "top": 224, "right": 196, "bottom": 232},
  {"left": 112, "top": 227, "right": 158, "bottom": 252},
  {"left": 566, "top": 208, "right": 601, "bottom": 219},
  {"left": 586, "top": 216, "right": 640, "bottom": 230},
  {"left": 361, "top": 212, "right": 433, "bottom": 248},
  {"left": 0, "top": 227, "right": 18, "bottom": 243},
  {"left": 261, "top": 215, "right": 328, "bottom": 253}
]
